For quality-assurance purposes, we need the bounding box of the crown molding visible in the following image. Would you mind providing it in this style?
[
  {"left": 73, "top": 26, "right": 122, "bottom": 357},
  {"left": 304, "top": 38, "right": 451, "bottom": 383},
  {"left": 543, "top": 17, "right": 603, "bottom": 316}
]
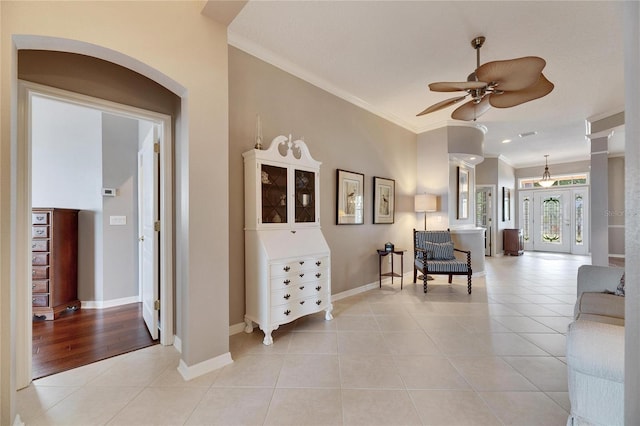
[{"left": 228, "top": 32, "right": 419, "bottom": 134}]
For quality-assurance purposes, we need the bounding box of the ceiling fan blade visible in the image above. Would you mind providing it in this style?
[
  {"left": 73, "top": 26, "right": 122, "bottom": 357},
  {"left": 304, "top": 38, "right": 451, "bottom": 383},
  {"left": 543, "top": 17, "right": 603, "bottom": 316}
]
[
  {"left": 417, "top": 95, "right": 468, "bottom": 116},
  {"left": 451, "top": 97, "right": 491, "bottom": 121},
  {"left": 429, "top": 81, "right": 487, "bottom": 92},
  {"left": 489, "top": 74, "right": 555, "bottom": 108},
  {"left": 475, "top": 56, "right": 546, "bottom": 91}
]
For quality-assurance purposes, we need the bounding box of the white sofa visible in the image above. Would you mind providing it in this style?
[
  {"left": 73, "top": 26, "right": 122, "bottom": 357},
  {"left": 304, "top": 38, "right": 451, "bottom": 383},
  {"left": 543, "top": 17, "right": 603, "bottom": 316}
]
[{"left": 566, "top": 265, "right": 625, "bottom": 426}]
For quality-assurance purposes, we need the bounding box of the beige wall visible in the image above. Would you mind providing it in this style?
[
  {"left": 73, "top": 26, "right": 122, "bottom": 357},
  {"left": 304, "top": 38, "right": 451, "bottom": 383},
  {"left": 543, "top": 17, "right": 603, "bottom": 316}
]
[
  {"left": 228, "top": 47, "right": 417, "bottom": 325},
  {"left": 1, "top": 2, "right": 229, "bottom": 423}
]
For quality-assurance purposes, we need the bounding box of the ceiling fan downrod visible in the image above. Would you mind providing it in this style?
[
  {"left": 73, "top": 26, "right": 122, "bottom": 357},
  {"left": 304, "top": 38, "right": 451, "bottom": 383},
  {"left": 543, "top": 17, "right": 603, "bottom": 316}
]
[{"left": 472, "top": 36, "right": 486, "bottom": 70}]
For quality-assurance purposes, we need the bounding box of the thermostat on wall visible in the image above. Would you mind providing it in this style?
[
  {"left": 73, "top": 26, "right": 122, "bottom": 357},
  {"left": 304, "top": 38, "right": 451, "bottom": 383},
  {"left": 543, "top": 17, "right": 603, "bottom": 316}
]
[{"left": 102, "top": 188, "right": 117, "bottom": 197}]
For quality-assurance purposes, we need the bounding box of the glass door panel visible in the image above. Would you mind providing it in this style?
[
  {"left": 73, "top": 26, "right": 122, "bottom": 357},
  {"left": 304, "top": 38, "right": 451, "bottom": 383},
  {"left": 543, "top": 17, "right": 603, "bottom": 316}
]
[
  {"left": 261, "top": 164, "right": 287, "bottom": 224},
  {"left": 295, "top": 169, "right": 315, "bottom": 223}
]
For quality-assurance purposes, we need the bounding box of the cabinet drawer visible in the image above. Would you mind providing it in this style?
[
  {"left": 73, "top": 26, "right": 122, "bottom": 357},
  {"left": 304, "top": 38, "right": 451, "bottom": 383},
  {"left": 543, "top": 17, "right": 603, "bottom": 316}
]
[
  {"left": 31, "top": 239, "right": 49, "bottom": 252},
  {"left": 32, "top": 266, "right": 49, "bottom": 279},
  {"left": 270, "top": 257, "right": 329, "bottom": 277},
  {"left": 270, "top": 296, "right": 328, "bottom": 324},
  {"left": 32, "top": 212, "right": 49, "bottom": 225},
  {"left": 272, "top": 280, "right": 327, "bottom": 304},
  {"left": 32, "top": 294, "right": 49, "bottom": 307},
  {"left": 32, "top": 253, "right": 49, "bottom": 266},
  {"left": 32, "top": 280, "right": 49, "bottom": 293},
  {"left": 32, "top": 226, "right": 49, "bottom": 239}
]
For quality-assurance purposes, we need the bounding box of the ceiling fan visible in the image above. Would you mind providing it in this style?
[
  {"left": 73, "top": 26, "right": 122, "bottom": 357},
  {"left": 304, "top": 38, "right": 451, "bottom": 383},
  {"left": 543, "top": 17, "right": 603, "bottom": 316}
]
[{"left": 417, "top": 36, "right": 554, "bottom": 121}]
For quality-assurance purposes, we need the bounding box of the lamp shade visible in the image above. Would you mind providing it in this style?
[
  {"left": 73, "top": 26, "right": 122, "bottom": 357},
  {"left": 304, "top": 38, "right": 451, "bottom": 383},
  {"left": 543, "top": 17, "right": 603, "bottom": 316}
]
[{"left": 415, "top": 194, "right": 437, "bottom": 212}]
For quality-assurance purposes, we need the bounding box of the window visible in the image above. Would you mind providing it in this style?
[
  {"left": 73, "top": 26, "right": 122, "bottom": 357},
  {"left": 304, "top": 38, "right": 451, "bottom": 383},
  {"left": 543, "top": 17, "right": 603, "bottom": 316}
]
[{"left": 519, "top": 173, "right": 589, "bottom": 189}]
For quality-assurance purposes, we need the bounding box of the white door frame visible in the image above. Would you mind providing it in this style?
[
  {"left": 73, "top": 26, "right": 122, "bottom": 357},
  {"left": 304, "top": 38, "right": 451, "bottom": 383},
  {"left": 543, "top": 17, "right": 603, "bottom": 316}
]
[
  {"left": 16, "top": 81, "right": 174, "bottom": 388},
  {"left": 518, "top": 187, "right": 589, "bottom": 255}
]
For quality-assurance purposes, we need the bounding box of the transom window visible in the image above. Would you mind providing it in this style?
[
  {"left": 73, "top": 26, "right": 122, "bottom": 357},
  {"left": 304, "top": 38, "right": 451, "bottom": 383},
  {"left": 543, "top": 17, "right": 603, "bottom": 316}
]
[{"left": 519, "top": 173, "right": 589, "bottom": 189}]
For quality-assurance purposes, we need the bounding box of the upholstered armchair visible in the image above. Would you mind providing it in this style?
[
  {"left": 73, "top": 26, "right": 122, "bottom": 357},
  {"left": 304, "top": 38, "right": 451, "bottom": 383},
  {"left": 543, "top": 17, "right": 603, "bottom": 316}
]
[{"left": 413, "top": 229, "right": 472, "bottom": 294}]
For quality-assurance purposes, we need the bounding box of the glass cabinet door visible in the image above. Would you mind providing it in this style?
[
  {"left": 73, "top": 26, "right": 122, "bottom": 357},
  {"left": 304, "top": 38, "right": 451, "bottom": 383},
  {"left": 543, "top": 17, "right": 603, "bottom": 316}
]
[
  {"left": 295, "top": 169, "right": 315, "bottom": 223},
  {"left": 261, "top": 164, "right": 287, "bottom": 224}
]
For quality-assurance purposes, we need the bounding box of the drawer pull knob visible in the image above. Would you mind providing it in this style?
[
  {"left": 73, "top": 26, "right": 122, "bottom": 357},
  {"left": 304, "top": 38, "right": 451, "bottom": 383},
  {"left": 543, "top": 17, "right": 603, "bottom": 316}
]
[
  {"left": 299, "top": 286, "right": 305, "bottom": 290},
  {"left": 32, "top": 284, "right": 35, "bottom": 289},
  {"left": 284, "top": 294, "right": 291, "bottom": 300},
  {"left": 316, "top": 273, "right": 321, "bottom": 278},
  {"left": 284, "top": 266, "right": 291, "bottom": 272},
  {"left": 284, "top": 309, "right": 291, "bottom": 316},
  {"left": 33, "top": 256, "right": 37, "bottom": 262},
  {"left": 316, "top": 286, "right": 321, "bottom": 291},
  {"left": 316, "top": 300, "right": 322, "bottom": 305},
  {"left": 284, "top": 279, "right": 291, "bottom": 285},
  {"left": 32, "top": 243, "right": 36, "bottom": 249},
  {"left": 299, "top": 273, "right": 304, "bottom": 278},
  {"left": 316, "top": 261, "right": 322, "bottom": 266},
  {"left": 36, "top": 215, "right": 45, "bottom": 221},
  {"left": 36, "top": 229, "right": 44, "bottom": 235},
  {"left": 32, "top": 298, "right": 36, "bottom": 302},
  {"left": 299, "top": 300, "right": 305, "bottom": 305},
  {"left": 299, "top": 261, "right": 305, "bottom": 265}
]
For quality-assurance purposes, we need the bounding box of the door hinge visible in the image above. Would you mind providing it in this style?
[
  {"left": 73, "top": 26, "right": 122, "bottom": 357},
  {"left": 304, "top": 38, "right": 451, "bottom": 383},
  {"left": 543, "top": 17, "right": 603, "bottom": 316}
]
[
  {"left": 154, "top": 221, "right": 161, "bottom": 231},
  {"left": 154, "top": 142, "right": 160, "bottom": 153},
  {"left": 154, "top": 300, "right": 160, "bottom": 311}
]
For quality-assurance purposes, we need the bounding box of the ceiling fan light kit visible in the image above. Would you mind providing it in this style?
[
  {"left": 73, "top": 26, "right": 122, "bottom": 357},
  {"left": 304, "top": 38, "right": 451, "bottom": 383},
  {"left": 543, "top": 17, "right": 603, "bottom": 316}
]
[{"left": 417, "top": 36, "right": 554, "bottom": 121}]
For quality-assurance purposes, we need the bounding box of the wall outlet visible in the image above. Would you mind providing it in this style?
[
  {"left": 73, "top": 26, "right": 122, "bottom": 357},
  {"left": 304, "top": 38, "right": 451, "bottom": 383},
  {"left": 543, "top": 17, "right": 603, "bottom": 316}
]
[{"left": 109, "top": 215, "right": 126, "bottom": 225}]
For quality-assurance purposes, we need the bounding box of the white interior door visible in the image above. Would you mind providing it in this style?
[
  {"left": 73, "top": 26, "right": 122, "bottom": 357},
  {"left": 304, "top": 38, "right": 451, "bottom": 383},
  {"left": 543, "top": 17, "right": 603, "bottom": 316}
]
[
  {"left": 138, "top": 125, "right": 159, "bottom": 339},
  {"left": 532, "top": 189, "right": 572, "bottom": 253}
]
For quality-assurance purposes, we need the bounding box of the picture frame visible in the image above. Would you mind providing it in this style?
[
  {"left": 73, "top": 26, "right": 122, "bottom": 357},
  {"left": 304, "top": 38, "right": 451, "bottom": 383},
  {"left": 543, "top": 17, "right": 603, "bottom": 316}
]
[
  {"left": 373, "top": 176, "right": 395, "bottom": 224},
  {"left": 336, "top": 169, "right": 364, "bottom": 225},
  {"left": 456, "top": 167, "right": 469, "bottom": 220},
  {"left": 503, "top": 187, "right": 511, "bottom": 221}
]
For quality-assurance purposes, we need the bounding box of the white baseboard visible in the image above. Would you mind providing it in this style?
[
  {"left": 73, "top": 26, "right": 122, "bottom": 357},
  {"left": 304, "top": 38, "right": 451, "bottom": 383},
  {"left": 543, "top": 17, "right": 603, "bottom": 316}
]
[
  {"left": 173, "top": 335, "right": 182, "bottom": 353},
  {"left": 229, "top": 322, "right": 246, "bottom": 336},
  {"left": 177, "top": 352, "right": 233, "bottom": 381},
  {"left": 81, "top": 295, "right": 140, "bottom": 309},
  {"left": 13, "top": 414, "right": 25, "bottom": 426}
]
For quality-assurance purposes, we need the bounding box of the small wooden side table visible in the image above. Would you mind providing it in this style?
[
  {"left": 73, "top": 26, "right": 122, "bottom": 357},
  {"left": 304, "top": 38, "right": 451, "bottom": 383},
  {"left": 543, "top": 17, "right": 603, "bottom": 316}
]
[{"left": 377, "top": 249, "right": 406, "bottom": 289}]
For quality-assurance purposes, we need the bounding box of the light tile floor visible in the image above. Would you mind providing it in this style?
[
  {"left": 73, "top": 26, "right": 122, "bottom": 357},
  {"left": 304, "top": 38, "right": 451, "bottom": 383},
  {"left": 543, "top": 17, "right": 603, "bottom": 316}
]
[{"left": 18, "top": 252, "right": 588, "bottom": 425}]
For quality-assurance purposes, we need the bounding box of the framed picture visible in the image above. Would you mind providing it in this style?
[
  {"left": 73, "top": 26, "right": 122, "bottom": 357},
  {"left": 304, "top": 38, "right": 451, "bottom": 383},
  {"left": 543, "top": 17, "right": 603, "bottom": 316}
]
[
  {"left": 503, "top": 187, "right": 511, "bottom": 221},
  {"left": 336, "top": 169, "right": 364, "bottom": 225},
  {"left": 457, "top": 167, "right": 469, "bottom": 220},
  {"left": 373, "top": 176, "right": 395, "bottom": 224}
]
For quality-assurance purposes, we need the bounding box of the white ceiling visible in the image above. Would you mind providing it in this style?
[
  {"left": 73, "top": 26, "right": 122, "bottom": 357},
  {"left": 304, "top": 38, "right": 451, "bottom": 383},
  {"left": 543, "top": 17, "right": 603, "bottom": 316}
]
[{"left": 226, "top": 1, "right": 625, "bottom": 168}]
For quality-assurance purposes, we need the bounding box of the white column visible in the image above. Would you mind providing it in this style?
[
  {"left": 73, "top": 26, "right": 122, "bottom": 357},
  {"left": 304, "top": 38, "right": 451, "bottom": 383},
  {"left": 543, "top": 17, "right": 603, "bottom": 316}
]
[
  {"left": 624, "top": 1, "right": 640, "bottom": 423},
  {"left": 588, "top": 134, "right": 610, "bottom": 266}
]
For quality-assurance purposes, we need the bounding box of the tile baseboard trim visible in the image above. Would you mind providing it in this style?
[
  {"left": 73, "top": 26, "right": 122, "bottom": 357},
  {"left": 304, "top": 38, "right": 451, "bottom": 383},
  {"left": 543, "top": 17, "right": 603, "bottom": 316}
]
[{"left": 177, "top": 351, "right": 233, "bottom": 381}]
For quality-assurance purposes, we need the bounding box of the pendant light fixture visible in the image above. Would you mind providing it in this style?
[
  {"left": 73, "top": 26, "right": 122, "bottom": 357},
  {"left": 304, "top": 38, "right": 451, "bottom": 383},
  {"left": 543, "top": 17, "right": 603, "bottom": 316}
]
[{"left": 539, "top": 154, "right": 555, "bottom": 187}]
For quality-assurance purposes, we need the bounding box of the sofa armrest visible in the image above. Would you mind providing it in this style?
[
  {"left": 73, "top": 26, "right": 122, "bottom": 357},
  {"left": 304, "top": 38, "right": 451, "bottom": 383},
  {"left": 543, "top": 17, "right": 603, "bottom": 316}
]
[
  {"left": 567, "top": 320, "right": 624, "bottom": 383},
  {"left": 577, "top": 265, "right": 624, "bottom": 295}
]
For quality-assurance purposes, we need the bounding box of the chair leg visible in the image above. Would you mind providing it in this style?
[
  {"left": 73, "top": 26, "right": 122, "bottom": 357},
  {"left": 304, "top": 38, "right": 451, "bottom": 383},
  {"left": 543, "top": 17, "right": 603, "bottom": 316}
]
[
  {"left": 448, "top": 274, "right": 452, "bottom": 284},
  {"left": 413, "top": 267, "right": 417, "bottom": 284},
  {"left": 423, "top": 270, "right": 428, "bottom": 293},
  {"left": 467, "top": 274, "right": 472, "bottom": 294}
]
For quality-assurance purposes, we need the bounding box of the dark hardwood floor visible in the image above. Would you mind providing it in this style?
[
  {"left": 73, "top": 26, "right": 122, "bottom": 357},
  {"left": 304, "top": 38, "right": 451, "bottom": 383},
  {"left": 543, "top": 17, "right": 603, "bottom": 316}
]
[{"left": 32, "top": 302, "right": 157, "bottom": 379}]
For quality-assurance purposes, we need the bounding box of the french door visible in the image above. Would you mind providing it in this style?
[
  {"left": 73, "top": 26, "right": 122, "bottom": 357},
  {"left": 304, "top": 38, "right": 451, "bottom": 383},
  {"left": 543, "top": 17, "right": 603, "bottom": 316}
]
[{"left": 519, "top": 188, "right": 588, "bottom": 254}]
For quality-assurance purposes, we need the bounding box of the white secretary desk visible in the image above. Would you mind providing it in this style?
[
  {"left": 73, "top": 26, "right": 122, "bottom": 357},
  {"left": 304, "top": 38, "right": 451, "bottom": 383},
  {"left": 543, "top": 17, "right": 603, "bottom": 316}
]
[{"left": 243, "top": 135, "right": 332, "bottom": 345}]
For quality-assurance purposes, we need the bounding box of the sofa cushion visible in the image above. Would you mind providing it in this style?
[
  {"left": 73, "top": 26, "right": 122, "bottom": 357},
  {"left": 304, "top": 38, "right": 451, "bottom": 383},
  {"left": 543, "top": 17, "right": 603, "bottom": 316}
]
[{"left": 576, "top": 292, "right": 625, "bottom": 325}]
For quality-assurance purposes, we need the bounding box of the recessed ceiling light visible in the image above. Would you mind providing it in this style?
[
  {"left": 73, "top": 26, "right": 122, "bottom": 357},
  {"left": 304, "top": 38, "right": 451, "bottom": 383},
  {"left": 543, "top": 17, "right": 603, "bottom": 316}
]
[
  {"left": 519, "top": 131, "right": 537, "bottom": 138},
  {"left": 469, "top": 156, "right": 476, "bottom": 161},
  {"left": 502, "top": 139, "right": 512, "bottom": 144}
]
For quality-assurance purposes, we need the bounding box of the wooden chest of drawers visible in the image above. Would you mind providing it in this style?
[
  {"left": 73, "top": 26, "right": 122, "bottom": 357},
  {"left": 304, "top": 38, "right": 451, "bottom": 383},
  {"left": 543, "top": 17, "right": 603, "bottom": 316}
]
[
  {"left": 503, "top": 228, "right": 524, "bottom": 256},
  {"left": 32, "top": 208, "right": 81, "bottom": 320}
]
